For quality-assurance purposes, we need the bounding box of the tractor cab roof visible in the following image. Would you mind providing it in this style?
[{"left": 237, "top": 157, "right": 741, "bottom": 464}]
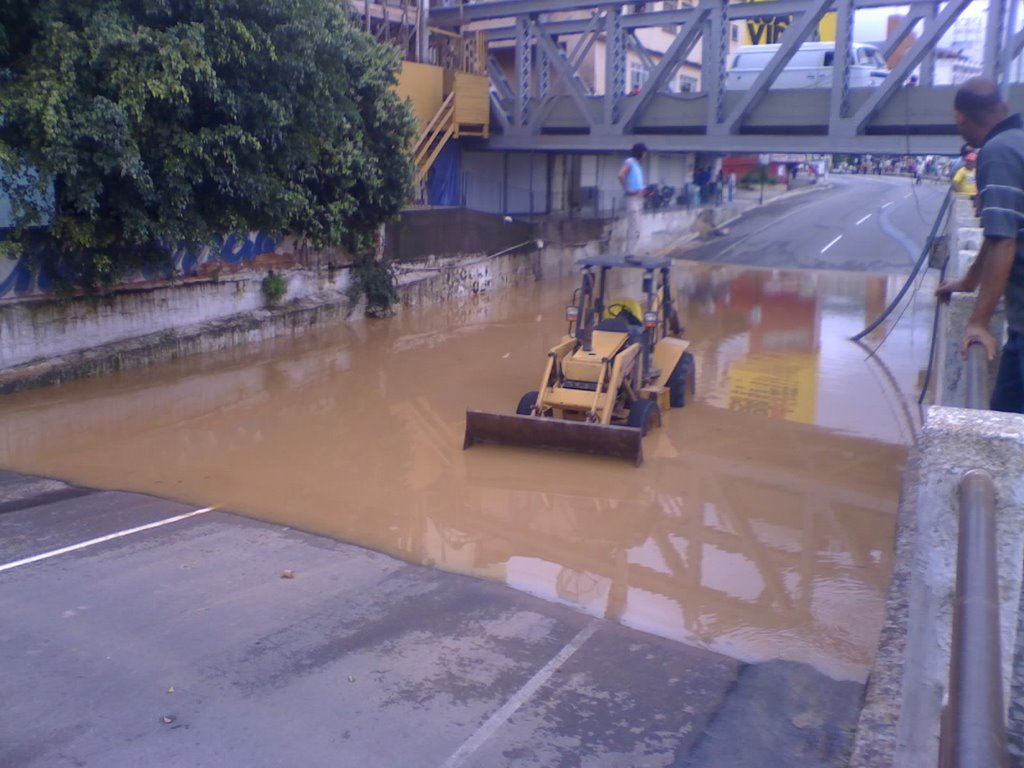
[{"left": 576, "top": 255, "right": 672, "bottom": 271}]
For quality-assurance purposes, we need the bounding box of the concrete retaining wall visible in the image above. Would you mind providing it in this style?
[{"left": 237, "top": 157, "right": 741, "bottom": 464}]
[{"left": 0, "top": 247, "right": 555, "bottom": 394}]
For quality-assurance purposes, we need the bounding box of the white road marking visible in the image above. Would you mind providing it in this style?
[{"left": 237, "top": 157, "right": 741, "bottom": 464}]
[
  {"left": 882, "top": 201, "right": 895, "bottom": 209},
  {"left": 440, "top": 623, "right": 597, "bottom": 768},
  {"left": 904, "top": 193, "right": 912, "bottom": 198},
  {"left": 856, "top": 214, "right": 872, "bottom": 226},
  {"left": 0, "top": 507, "right": 214, "bottom": 574},
  {"left": 821, "top": 235, "right": 843, "bottom": 254}
]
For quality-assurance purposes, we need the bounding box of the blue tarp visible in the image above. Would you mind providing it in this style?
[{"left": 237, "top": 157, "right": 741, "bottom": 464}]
[{"left": 428, "top": 140, "right": 460, "bottom": 206}]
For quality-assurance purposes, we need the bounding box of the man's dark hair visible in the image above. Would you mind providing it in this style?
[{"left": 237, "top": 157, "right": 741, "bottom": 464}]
[
  {"left": 631, "top": 142, "right": 647, "bottom": 159},
  {"left": 960, "top": 143, "right": 974, "bottom": 157},
  {"left": 954, "top": 77, "right": 1004, "bottom": 123}
]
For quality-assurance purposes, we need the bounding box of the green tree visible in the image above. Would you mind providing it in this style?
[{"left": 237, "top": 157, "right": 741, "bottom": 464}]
[{"left": 0, "top": 0, "right": 415, "bottom": 282}]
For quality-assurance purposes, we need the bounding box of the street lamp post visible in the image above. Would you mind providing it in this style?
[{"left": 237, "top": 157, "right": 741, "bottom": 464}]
[{"left": 758, "top": 153, "right": 770, "bottom": 205}]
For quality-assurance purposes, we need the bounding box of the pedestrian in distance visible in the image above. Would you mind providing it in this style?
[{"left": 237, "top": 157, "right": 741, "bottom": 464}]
[
  {"left": 617, "top": 142, "right": 647, "bottom": 255},
  {"left": 936, "top": 77, "right": 1024, "bottom": 412},
  {"left": 951, "top": 151, "right": 978, "bottom": 199},
  {"left": 727, "top": 171, "right": 736, "bottom": 203}
]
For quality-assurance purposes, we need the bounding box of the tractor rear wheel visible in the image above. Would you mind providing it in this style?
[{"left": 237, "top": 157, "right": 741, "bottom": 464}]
[
  {"left": 516, "top": 391, "right": 540, "bottom": 416},
  {"left": 668, "top": 352, "right": 695, "bottom": 408},
  {"left": 627, "top": 399, "right": 661, "bottom": 435}
]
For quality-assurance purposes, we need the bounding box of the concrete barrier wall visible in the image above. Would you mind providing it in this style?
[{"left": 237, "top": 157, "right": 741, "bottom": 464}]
[{"left": 895, "top": 409, "right": 1024, "bottom": 768}]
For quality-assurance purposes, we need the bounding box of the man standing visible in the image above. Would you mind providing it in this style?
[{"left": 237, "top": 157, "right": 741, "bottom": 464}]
[
  {"left": 618, "top": 142, "right": 647, "bottom": 254},
  {"left": 936, "top": 77, "right": 1024, "bottom": 412}
]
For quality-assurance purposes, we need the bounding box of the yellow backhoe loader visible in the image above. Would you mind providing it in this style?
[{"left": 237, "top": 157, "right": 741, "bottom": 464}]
[{"left": 464, "top": 255, "right": 695, "bottom": 465}]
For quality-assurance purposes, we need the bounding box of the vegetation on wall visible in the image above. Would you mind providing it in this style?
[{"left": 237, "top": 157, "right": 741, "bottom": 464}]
[
  {"left": 261, "top": 270, "right": 287, "bottom": 305},
  {"left": 347, "top": 256, "right": 399, "bottom": 318},
  {"left": 0, "top": 0, "right": 415, "bottom": 288}
]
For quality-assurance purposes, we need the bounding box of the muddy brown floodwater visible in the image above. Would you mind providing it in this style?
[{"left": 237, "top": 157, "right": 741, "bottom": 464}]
[{"left": 0, "top": 260, "right": 934, "bottom": 682}]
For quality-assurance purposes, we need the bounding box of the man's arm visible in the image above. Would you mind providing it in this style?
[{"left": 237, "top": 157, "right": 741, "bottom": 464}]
[
  {"left": 966, "top": 237, "right": 1016, "bottom": 359},
  {"left": 617, "top": 161, "right": 629, "bottom": 191},
  {"left": 937, "top": 239, "right": 988, "bottom": 300}
]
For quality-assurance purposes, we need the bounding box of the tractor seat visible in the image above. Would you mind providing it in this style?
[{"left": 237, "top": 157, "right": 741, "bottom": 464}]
[{"left": 595, "top": 316, "right": 645, "bottom": 344}]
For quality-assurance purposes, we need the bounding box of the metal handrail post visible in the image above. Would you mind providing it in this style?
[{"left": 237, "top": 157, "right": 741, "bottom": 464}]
[
  {"left": 964, "top": 341, "right": 989, "bottom": 411},
  {"left": 946, "top": 469, "right": 1008, "bottom": 768}
]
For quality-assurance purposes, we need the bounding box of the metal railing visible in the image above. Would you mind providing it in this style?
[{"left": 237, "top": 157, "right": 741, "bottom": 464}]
[{"left": 939, "top": 342, "right": 1009, "bottom": 768}]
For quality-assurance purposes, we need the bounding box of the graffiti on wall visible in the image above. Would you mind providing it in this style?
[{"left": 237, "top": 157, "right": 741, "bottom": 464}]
[{"left": 0, "top": 232, "right": 278, "bottom": 299}]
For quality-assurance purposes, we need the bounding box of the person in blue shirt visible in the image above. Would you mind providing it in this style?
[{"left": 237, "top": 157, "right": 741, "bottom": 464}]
[{"left": 617, "top": 142, "right": 647, "bottom": 254}]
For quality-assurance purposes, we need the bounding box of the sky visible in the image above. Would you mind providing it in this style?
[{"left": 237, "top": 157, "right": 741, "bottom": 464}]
[{"left": 853, "top": 1, "right": 990, "bottom": 47}]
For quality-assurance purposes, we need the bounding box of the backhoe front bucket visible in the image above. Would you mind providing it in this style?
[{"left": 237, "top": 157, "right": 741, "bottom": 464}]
[{"left": 463, "top": 410, "right": 644, "bottom": 465}]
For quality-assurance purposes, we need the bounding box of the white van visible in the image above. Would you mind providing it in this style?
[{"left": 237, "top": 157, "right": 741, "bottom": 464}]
[{"left": 726, "top": 42, "right": 889, "bottom": 90}]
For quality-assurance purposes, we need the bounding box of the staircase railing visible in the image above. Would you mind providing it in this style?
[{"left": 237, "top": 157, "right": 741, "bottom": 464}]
[{"left": 412, "top": 91, "right": 456, "bottom": 185}]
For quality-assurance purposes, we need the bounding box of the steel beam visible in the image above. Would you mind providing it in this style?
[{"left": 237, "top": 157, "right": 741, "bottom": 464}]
[
  {"left": 829, "top": 0, "right": 854, "bottom": 127},
  {"left": 489, "top": 92, "right": 511, "bottom": 133},
  {"left": 723, "top": 0, "right": 834, "bottom": 135},
  {"left": 851, "top": 0, "right": 971, "bottom": 133},
  {"left": 431, "top": 0, "right": 941, "bottom": 27},
  {"left": 567, "top": 12, "right": 600, "bottom": 74},
  {"left": 488, "top": 54, "right": 515, "bottom": 103},
  {"left": 531, "top": 19, "right": 597, "bottom": 128},
  {"left": 984, "top": 0, "right": 1008, "bottom": 82},
  {"left": 515, "top": 16, "right": 532, "bottom": 128},
  {"left": 604, "top": 6, "right": 625, "bottom": 128},
  {"left": 480, "top": 131, "right": 962, "bottom": 156},
  {"left": 1013, "top": 27, "right": 1024, "bottom": 63},
  {"left": 620, "top": 6, "right": 710, "bottom": 131},
  {"left": 704, "top": 0, "right": 730, "bottom": 131},
  {"left": 881, "top": 11, "right": 926, "bottom": 60},
  {"left": 627, "top": 31, "right": 659, "bottom": 75},
  {"left": 919, "top": 3, "right": 936, "bottom": 87}
]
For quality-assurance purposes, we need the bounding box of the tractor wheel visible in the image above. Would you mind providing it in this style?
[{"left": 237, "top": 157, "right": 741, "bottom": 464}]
[
  {"left": 668, "top": 352, "right": 695, "bottom": 408},
  {"left": 627, "top": 399, "right": 661, "bottom": 436},
  {"left": 516, "top": 391, "right": 540, "bottom": 416}
]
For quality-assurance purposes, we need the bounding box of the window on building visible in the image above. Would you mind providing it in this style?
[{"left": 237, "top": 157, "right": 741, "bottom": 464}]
[
  {"left": 678, "top": 74, "right": 698, "bottom": 92},
  {"left": 731, "top": 24, "right": 739, "bottom": 42},
  {"left": 629, "top": 62, "right": 650, "bottom": 93}
]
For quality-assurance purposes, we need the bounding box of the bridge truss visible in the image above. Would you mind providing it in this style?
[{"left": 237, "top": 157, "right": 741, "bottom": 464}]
[{"left": 430, "top": 0, "right": 1024, "bottom": 154}]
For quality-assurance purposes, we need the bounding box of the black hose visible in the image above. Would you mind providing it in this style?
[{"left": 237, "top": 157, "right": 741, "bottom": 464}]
[{"left": 851, "top": 186, "right": 955, "bottom": 342}]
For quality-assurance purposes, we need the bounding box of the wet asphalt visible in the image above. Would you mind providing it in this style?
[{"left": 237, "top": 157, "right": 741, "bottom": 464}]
[{"left": 0, "top": 470, "right": 861, "bottom": 768}]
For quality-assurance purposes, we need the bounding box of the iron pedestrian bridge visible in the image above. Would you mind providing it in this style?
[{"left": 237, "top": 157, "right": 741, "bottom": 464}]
[{"left": 429, "top": 0, "right": 1024, "bottom": 155}]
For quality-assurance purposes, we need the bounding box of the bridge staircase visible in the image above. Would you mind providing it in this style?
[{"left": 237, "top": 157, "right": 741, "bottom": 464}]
[
  {"left": 401, "top": 30, "right": 490, "bottom": 189},
  {"left": 411, "top": 77, "right": 489, "bottom": 186}
]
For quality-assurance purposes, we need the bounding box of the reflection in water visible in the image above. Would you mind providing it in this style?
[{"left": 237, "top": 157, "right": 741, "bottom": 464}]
[{"left": 0, "top": 262, "right": 933, "bottom": 682}]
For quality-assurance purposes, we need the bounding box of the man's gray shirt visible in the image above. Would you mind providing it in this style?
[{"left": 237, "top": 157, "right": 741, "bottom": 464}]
[{"left": 978, "top": 113, "right": 1024, "bottom": 334}]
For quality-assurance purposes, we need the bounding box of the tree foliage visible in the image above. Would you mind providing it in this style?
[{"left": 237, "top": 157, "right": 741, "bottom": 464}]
[{"left": 0, "top": 0, "right": 416, "bottom": 279}]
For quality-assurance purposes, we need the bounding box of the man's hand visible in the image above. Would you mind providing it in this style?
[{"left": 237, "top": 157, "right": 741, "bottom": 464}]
[
  {"left": 963, "top": 321, "right": 998, "bottom": 360},
  {"left": 935, "top": 277, "right": 966, "bottom": 303}
]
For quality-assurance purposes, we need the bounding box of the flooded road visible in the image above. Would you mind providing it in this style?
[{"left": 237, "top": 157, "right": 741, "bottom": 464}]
[{"left": 0, "top": 260, "right": 934, "bottom": 683}]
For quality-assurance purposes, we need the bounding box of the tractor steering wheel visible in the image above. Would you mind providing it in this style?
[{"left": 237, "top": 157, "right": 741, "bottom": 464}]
[{"left": 606, "top": 303, "right": 641, "bottom": 326}]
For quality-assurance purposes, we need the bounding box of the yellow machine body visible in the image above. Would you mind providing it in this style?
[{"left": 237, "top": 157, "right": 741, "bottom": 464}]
[{"left": 464, "top": 256, "right": 694, "bottom": 465}]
